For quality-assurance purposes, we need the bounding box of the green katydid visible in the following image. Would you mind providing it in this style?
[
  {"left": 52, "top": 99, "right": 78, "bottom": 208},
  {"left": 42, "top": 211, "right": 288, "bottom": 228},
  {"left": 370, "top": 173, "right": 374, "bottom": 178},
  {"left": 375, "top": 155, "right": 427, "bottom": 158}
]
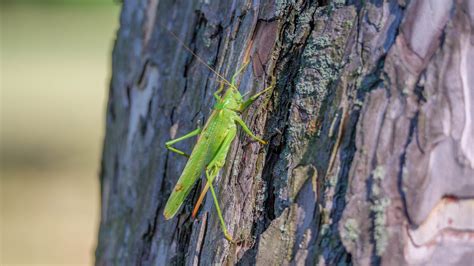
[{"left": 162, "top": 38, "right": 274, "bottom": 242}]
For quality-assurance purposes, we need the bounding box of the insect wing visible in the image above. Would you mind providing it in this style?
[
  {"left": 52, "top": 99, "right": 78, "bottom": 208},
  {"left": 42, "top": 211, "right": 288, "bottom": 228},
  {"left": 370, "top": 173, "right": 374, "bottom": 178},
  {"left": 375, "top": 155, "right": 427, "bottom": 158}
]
[{"left": 163, "top": 146, "right": 207, "bottom": 219}]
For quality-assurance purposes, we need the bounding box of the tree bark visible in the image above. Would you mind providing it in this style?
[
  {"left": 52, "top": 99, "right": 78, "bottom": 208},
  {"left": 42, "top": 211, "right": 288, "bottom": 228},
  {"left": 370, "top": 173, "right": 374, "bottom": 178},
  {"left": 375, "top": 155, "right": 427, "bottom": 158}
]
[{"left": 96, "top": 0, "right": 474, "bottom": 265}]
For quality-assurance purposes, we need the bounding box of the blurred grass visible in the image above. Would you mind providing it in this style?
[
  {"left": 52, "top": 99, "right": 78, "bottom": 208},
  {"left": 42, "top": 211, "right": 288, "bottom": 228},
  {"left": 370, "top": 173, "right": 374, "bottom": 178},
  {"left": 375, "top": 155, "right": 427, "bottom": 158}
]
[
  {"left": 1, "top": 0, "right": 116, "bottom": 6},
  {"left": 1, "top": 2, "right": 120, "bottom": 265}
]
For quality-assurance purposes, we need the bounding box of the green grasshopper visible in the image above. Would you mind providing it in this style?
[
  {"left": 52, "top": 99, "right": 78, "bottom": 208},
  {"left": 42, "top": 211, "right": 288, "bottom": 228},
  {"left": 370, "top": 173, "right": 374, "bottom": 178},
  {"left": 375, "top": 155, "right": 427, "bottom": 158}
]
[{"left": 163, "top": 53, "right": 274, "bottom": 242}]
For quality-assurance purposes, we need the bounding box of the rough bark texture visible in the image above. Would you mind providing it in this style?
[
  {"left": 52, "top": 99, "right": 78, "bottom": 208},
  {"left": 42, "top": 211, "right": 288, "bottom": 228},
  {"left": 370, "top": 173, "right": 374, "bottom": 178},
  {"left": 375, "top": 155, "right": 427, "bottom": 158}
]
[{"left": 96, "top": 0, "right": 474, "bottom": 265}]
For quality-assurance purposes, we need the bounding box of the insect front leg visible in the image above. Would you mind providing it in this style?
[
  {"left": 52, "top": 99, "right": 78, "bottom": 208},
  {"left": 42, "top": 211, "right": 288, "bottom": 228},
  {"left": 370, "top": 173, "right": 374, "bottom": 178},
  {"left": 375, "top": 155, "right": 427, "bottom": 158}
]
[
  {"left": 234, "top": 115, "right": 266, "bottom": 144},
  {"left": 231, "top": 60, "right": 250, "bottom": 85},
  {"left": 165, "top": 127, "right": 201, "bottom": 157},
  {"left": 239, "top": 76, "right": 275, "bottom": 111},
  {"left": 214, "top": 79, "right": 225, "bottom": 101}
]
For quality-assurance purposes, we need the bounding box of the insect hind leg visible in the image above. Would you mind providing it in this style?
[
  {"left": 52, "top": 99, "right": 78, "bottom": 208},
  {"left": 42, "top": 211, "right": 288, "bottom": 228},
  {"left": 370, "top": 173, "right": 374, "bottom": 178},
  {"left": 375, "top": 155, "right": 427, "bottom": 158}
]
[
  {"left": 205, "top": 168, "right": 234, "bottom": 242},
  {"left": 194, "top": 129, "right": 236, "bottom": 241},
  {"left": 192, "top": 181, "right": 210, "bottom": 218}
]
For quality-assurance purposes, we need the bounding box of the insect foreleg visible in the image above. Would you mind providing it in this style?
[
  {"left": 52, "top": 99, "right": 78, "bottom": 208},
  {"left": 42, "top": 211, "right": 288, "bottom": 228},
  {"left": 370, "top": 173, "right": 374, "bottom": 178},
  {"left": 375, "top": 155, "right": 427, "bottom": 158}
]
[
  {"left": 165, "top": 127, "right": 201, "bottom": 157},
  {"left": 239, "top": 76, "right": 275, "bottom": 111},
  {"left": 240, "top": 84, "right": 274, "bottom": 111},
  {"left": 214, "top": 80, "right": 225, "bottom": 101},
  {"left": 234, "top": 116, "right": 266, "bottom": 144},
  {"left": 231, "top": 61, "right": 250, "bottom": 85}
]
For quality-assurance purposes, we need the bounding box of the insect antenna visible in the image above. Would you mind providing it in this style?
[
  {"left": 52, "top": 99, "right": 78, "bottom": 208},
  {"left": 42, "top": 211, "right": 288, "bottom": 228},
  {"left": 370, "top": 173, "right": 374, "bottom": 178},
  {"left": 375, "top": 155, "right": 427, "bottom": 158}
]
[{"left": 158, "top": 21, "right": 233, "bottom": 87}]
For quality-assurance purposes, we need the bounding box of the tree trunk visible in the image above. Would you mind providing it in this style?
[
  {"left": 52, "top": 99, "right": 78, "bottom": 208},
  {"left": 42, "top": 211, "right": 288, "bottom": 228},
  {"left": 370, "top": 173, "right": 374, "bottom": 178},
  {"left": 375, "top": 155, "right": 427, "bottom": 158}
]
[{"left": 96, "top": 0, "right": 474, "bottom": 265}]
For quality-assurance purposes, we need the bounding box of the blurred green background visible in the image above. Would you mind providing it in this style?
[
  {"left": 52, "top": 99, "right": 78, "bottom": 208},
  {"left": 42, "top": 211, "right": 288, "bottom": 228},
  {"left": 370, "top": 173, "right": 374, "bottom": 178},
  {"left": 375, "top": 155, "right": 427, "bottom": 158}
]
[{"left": 1, "top": 0, "right": 120, "bottom": 264}]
